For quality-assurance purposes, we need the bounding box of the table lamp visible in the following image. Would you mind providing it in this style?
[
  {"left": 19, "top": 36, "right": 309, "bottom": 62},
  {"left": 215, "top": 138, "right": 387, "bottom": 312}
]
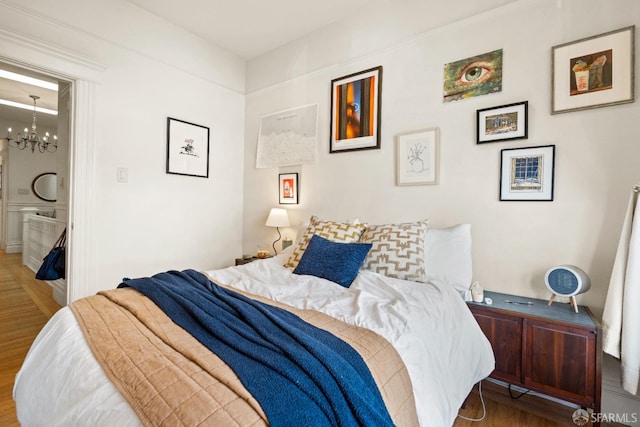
[{"left": 265, "top": 208, "right": 290, "bottom": 255}]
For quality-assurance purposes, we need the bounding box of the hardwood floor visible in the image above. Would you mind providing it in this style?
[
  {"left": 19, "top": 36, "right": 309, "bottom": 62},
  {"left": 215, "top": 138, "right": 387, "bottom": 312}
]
[
  {"left": 0, "top": 250, "right": 60, "bottom": 426},
  {"left": 0, "top": 249, "right": 618, "bottom": 427},
  {"left": 454, "top": 380, "right": 619, "bottom": 427}
]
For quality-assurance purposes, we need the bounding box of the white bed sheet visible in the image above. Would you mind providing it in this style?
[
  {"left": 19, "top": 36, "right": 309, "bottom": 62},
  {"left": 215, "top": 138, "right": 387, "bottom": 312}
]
[{"left": 14, "top": 253, "right": 494, "bottom": 427}]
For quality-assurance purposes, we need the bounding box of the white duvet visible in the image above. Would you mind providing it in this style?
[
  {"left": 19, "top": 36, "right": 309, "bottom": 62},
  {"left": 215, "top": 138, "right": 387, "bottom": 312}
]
[{"left": 14, "top": 253, "right": 494, "bottom": 426}]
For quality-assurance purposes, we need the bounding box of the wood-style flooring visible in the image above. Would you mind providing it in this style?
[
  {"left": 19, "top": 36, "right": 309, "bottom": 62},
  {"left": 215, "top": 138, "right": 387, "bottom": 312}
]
[
  {"left": 0, "top": 249, "right": 617, "bottom": 426},
  {"left": 454, "top": 380, "right": 620, "bottom": 427},
  {"left": 0, "top": 250, "right": 60, "bottom": 426}
]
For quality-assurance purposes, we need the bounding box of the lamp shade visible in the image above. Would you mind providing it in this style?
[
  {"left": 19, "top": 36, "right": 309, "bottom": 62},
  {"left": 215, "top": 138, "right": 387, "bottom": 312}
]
[{"left": 265, "top": 208, "right": 290, "bottom": 228}]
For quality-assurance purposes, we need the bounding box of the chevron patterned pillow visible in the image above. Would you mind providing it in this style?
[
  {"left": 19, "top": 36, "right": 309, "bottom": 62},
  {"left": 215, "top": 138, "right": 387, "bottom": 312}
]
[
  {"left": 359, "top": 220, "right": 429, "bottom": 282},
  {"left": 285, "top": 216, "right": 367, "bottom": 269}
]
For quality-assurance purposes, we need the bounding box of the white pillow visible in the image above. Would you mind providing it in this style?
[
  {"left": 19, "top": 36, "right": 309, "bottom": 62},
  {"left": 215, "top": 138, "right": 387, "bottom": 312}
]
[{"left": 424, "top": 224, "right": 472, "bottom": 291}]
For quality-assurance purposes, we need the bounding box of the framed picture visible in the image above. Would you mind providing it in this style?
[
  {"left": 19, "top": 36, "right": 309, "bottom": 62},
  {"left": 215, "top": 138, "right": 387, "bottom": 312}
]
[
  {"left": 279, "top": 173, "right": 298, "bottom": 204},
  {"left": 330, "top": 66, "right": 382, "bottom": 153},
  {"left": 500, "top": 145, "right": 555, "bottom": 201},
  {"left": 166, "top": 117, "right": 210, "bottom": 178},
  {"left": 443, "top": 49, "right": 503, "bottom": 102},
  {"left": 552, "top": 26, "right": 635, "bottom": 114},
  {"left": 477, "top": 101, "right": 528, "bottom": 144},
  {"left": 396, "top": 127, "right": 439, "bottom": 186}
]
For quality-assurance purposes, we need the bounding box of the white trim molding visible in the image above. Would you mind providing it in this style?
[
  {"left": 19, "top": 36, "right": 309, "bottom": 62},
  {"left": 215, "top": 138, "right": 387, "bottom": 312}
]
[{"left": 66, "top": 80, "right": 97, "bottom": 304}]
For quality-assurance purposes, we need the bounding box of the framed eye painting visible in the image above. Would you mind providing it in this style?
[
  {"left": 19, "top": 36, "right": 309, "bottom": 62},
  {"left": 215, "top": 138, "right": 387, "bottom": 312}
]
[
  {"left": 278, "top": 173, "right": 299, "bottom": 205},
  {"left": 443, "top": 49, "right": 503, "bottom": 102}
]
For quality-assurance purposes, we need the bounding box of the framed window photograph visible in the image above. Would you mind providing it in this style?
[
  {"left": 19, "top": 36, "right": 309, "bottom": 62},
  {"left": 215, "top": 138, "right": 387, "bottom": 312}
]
[
  {"left": 330, "top": 66, "right": 382, "bottom": 153},
  {"left": 279, "top": 173, "right": 299, "bottom": 204},
  {"left": 166, "top": 117, "right": 210, "bottom": 178},
  {"left": 396, "top": 127, "right": 439, "bottom": 186},
  {"left": 477, "top": 101, "right": 528, "bottom": 144},
  {"left": 552, "top": 26, "right": 635, "bottom": 114},
  {"left": 500, "top": 145, "right": 555, "bottom": 201}
]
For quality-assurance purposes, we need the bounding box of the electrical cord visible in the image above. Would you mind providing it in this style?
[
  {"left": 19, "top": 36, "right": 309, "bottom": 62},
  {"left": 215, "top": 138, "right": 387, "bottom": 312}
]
[
  {"left": 508, "top": 383, "right": 531, "bottom": 399},
  {"left": 457, "top": 380, "right": 487, "bottom": 422}
]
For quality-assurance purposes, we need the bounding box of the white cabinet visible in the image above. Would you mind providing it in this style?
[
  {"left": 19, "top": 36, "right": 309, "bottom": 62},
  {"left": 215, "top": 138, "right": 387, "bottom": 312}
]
[{"left": 23, "top": 214, "right": 67, "bottom": 306}]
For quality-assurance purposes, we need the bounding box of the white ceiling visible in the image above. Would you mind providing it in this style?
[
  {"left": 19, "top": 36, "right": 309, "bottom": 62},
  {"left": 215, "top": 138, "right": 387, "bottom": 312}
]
[
  {"left": 0, "top": 63, "right": 59, "bottom": 132},
  {"left": 126, "top": 0, "right": 517, "bottom": 61},
  {"left": 128, "top": 0, "right": 377, "bottom": 60},
  {"left": 1, "top": 0, "right": 516, "bottom": 130}
]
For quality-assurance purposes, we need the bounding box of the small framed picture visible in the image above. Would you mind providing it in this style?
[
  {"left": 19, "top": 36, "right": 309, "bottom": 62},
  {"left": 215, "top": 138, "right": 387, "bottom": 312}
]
[
  {"left": 477, "top": 101, "right": 528, "bottom": 144},
  {"left": 552, "top": 26, "right": 635, "bottom": 114},
  {"left": 396, "top": 127, "right": 439, "bottom": 186},
  {"left": 500, "top": 145, "right": 555, "bottom": 201},
  {"left": 279, "top": 173, "right": 299, "bottom": 204},
  {"left": 330, "top": 66, "right": 382, "bottom": 153},
  {"left": 166, "top": 117, "right": 210, "bottom": 178}
]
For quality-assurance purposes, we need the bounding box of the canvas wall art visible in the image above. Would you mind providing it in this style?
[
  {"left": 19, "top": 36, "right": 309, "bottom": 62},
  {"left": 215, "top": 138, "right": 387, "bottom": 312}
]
[{"left": 443, "top": 49, "right": 503, "bottom": 102}]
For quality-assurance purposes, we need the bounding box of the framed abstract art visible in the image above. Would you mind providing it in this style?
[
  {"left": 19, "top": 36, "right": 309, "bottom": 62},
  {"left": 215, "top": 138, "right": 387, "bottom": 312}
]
[{"left": 330, "top": 66, "right": 382, "bottom": 153}]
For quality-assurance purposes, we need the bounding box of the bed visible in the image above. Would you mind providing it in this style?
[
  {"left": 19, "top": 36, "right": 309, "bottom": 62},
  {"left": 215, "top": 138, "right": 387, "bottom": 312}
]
[{"left": 14, "top": 218, "right": 494, "bottom": 426}]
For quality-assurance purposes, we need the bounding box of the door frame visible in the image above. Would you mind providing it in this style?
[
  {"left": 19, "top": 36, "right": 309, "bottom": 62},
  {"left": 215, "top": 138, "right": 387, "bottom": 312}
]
[{"left": 0, "top": 42, "right": 103, "bottom": 304}]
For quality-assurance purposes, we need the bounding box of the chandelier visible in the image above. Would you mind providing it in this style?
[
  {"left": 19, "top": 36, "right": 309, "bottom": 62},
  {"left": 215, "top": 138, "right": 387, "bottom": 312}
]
[{"left": 6, "top": 95, "right": 57, "bottom": 153}]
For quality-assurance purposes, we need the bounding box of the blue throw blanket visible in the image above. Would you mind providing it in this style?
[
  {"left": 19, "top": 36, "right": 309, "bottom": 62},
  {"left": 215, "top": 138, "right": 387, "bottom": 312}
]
[{"left": 118, "top": 269, "right": 394, "bottom": 427}]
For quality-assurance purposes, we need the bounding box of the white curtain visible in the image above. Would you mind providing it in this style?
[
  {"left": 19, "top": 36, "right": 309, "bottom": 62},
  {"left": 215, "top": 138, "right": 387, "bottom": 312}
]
[{"left": 602, "top": 188, "right": 640, "bottom": 395}]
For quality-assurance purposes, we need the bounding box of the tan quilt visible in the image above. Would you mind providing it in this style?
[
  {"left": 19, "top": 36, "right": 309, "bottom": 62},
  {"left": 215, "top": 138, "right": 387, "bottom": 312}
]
[{"left": 70, "top": 284, "right": 418, "bottom": 426}]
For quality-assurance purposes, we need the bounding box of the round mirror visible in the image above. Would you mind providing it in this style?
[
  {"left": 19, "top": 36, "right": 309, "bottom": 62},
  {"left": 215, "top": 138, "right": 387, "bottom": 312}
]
[{"left": 32, "top": 172, "right": 57, "bottom": 202}]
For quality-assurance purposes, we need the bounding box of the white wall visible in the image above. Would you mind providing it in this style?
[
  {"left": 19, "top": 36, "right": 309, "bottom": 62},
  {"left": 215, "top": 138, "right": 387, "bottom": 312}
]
[
  {"left": 0, "top": 0, "right": 246, "bottom": 297},
  {"left": 0, "top": 116, "right": 58, "bottom": 204},
  {"left": 243, "top": 0, "right": 640, "bottom": 320}
]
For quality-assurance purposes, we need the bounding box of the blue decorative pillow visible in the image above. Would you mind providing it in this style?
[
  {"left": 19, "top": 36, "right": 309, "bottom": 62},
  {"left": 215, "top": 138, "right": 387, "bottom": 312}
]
[{"left": 293, "top": 234, "right": 372, "bottom": 288}]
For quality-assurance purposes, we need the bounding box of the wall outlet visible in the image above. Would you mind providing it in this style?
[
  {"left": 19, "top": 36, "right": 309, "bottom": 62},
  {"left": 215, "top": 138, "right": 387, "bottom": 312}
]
[{"left": 282, "top": 238, "right": 293, "bottom": 250}]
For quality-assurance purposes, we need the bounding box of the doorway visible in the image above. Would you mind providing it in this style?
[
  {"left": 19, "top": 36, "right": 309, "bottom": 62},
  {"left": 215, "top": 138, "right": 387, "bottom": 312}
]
[{"left": 0, "top": 61, "right": 72, "bottom": 304}]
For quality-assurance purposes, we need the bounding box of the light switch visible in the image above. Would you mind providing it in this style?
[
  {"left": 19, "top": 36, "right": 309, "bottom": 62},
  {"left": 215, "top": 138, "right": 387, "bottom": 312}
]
[{"left": 117, "top": 167, "right": 128, "bottom": 183}]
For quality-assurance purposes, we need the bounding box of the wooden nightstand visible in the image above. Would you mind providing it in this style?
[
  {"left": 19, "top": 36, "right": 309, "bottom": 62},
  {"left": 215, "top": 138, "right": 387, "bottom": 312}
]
[
  {"left": 235, "top": 257, "right": 258, "bottom": 266},
  {"left": 467, "top": 291, "right": 602, "bottom": 421},
  {"left": 235, "top": 256, "right": 272, "bottom": 266}
]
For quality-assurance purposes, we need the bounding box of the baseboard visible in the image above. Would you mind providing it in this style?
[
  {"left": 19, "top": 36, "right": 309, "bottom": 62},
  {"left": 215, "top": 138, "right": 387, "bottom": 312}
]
[
  {"left": 5, "top": 243, "right": 22, "bottom": 253},
  {"left": 51, "top": 279, "right": 67, "bottom": 306},
  {"left": 486, "top": 378, "right": 580, "bottom": 408}
]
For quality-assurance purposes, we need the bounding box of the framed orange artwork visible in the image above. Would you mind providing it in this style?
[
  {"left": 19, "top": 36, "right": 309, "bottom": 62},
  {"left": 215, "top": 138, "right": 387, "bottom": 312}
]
[
  {"left": 330, "top": 66, "right": 382, "bottom": 153},
  {"left": 279, "top": 173, "right": 298, "bottom": 205}
]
